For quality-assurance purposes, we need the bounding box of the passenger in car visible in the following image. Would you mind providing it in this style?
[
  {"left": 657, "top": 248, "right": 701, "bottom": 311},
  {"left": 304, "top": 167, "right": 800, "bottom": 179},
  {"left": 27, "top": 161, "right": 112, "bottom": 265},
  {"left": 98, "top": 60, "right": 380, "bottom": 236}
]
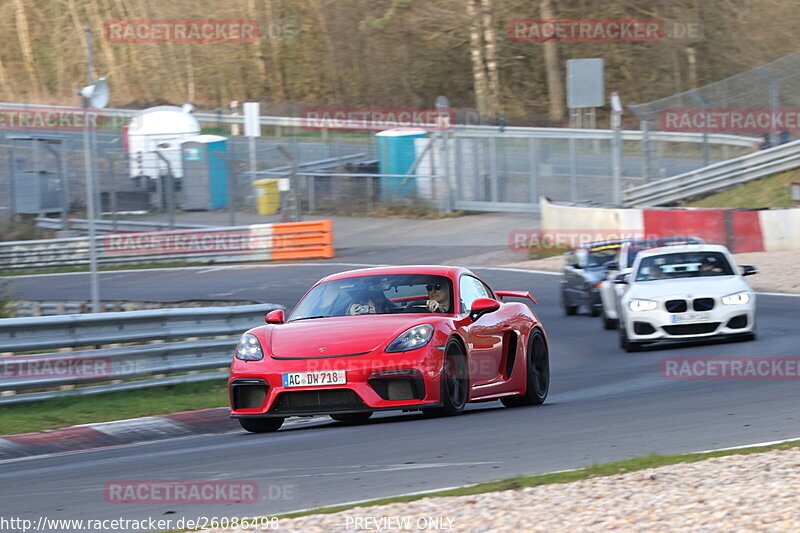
[{"left": 348, "top": 288, "right": 392, "bottom": 315}]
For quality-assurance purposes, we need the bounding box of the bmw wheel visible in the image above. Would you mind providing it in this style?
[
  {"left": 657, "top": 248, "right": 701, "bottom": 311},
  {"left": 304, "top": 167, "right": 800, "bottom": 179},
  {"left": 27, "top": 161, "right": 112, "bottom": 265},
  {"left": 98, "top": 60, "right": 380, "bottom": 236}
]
[
  {"left": 602, "top": 311, "right": 619, "bottom": 330},
  {"left": 619, "top": 325, "right": 641, "bottom": 353}
]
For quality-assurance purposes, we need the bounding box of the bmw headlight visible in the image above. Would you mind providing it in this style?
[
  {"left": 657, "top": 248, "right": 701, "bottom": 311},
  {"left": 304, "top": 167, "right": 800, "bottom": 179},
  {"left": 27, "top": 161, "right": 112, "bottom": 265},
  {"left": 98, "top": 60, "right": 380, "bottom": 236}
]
[
  {"left": 722, "top": 291, "right": 751, "bottom": 305},
  {"left": 386, "top": 324, "right": 434, "bottom": 353},
  {"left": 629, "top": 299, "right": 658, "bottom": 312},
  {"left": 235, "top": 333, "right": 264, "bottom": 361}
]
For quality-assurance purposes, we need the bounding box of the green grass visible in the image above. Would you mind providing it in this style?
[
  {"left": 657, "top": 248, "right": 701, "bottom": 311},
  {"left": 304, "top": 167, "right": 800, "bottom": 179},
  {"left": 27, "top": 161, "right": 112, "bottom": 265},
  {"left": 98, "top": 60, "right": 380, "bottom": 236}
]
[
  {"left": 0, "top": 381, "right": 228, "bottom": 435},
  {"left": 688, "top": 169, "right": 799, "bottom": 208}
]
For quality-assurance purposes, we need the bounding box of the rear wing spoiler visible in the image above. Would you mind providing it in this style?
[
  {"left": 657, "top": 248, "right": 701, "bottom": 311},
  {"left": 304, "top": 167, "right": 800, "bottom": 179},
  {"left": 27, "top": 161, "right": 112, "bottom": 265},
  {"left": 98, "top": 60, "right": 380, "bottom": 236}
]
[{"left": 495, "top": 290, "right": 537, "bottom": 305}]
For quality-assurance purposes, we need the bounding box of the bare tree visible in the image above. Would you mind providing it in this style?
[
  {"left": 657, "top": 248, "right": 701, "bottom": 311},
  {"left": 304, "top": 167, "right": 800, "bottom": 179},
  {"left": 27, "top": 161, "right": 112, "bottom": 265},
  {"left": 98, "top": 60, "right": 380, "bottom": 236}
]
[{"left": 539, "top": 0, "right": 564, "bottom": 122}]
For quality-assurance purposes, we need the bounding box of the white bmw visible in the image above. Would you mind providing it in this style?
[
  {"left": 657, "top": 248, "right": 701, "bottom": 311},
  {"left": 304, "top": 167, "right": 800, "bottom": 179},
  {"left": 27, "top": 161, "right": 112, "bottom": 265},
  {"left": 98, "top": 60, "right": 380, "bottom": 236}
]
[{"left": 616, "top": 244, "right": 757, "bottom": 352}]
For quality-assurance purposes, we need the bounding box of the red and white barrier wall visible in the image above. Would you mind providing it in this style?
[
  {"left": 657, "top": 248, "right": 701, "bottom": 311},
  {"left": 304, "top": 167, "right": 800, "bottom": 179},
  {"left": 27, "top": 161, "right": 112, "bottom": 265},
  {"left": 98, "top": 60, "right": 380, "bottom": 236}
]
[{"left": 540, "top": 198, "right": 799, "bottom": 252}]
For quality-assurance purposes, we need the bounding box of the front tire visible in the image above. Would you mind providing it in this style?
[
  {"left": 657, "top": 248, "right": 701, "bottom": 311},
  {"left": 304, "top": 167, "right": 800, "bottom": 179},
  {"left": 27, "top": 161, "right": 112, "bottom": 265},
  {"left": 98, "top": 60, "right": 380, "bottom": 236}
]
[
  {"left": 603, "top": 312, "right": 619, "bottom": 330},
  {"left": 424, "top": 340, "right": 468, "bottom": 417},
  {"left": 238, "top": 417, "right": 284, "bottom": 433},
  {"left": 330, "top": 412, "right": 373, "bottom": 424},
  {"left": 501, "top": 329, "right": 549, "bottom": 407},
  {"left": 619, "top": 325, "right": 641, "bottom": 353},
  {"left": 562, "top": 291, "right": 578, "bottom": 316}
]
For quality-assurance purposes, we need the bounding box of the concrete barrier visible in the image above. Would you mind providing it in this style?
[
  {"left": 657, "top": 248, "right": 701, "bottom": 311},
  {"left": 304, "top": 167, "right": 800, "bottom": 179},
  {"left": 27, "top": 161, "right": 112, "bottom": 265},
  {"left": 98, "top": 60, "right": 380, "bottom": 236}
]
[{"left": 541, "top": 197, "right": 799, "bottom": 252}]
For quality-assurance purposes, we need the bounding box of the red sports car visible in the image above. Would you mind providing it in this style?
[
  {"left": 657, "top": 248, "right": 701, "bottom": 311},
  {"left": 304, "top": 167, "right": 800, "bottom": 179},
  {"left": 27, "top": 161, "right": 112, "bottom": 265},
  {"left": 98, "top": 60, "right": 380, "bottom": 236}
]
[{"left": 229, "top": 265, "right": 549, "bottom": 433}]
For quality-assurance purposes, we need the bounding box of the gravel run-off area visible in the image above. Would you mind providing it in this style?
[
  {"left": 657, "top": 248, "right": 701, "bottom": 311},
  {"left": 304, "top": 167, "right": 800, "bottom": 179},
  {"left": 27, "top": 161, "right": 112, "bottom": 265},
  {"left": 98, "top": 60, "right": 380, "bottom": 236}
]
[{"left": 203, "top": 446, "right": 800, "bottom": 532}]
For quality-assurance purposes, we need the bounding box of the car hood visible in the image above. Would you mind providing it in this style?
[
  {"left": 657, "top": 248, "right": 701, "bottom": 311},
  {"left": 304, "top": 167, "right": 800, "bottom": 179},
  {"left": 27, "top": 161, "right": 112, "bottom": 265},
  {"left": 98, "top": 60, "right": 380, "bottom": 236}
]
[
  {"left": 268, "top": 315, "right": 436, "bottom": 358},
  {"left": 627, "top": 276, "right": 750, "bottom": 300}
]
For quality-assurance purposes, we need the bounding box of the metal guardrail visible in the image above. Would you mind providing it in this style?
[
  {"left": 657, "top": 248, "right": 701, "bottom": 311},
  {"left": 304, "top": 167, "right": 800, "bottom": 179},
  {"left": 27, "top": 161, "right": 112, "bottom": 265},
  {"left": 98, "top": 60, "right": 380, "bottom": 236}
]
[
  {"left": 0, "top": 101, "right": 758, "bottom": 147},
  {"left": 35, "top": 217, "right": 210, "bottom": 233},
  {"left": 623, "top": 138, "right": 800, "bottom": 206},
  {"left": 0, "top": 303, "right": 280, "bottom": 404},
  {"left": 0, "top": 221, "right": 333, "bottom": 269}
]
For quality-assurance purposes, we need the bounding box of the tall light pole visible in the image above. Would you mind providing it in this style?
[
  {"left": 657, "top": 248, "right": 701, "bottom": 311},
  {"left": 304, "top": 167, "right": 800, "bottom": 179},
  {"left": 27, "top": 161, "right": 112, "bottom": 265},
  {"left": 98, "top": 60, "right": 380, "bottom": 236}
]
[{"left": 78, "top": 25, "right": 109, "bottom": 313}]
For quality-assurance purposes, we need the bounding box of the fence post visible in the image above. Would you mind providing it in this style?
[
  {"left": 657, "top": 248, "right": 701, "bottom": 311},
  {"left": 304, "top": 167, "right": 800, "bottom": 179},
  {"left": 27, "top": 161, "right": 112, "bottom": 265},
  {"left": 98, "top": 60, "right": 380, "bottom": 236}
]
[
  {"left": 569, "top": 137, "right": 578, "bottom": 201},
  {"left": 755, "top": 67, "right": 780, "bottom": 146},
  {"left": 641, "top": 119, "right": 653, "bottom": 181},
  {"left": 689, "top": 90, "right": 709, "bottom": 167},
  {"left": 528, "top": 137, "right": 539, "bottom": 204},
  {"left": 612, "top": 114, "right": 623, "bottom": 205}
]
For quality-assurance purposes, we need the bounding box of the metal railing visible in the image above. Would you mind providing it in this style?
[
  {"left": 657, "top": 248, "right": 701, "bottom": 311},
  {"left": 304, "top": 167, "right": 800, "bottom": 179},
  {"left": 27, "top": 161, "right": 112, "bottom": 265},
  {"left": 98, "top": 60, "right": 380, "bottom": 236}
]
[
  {"left": 0, "top": 303, "right": 279, "bottom": 404},
  {"left": 0, "top": 221, "right": 333, "bottom": 270},
  {"left": 623, "top": 139, "right": 800, "bottom": 206},
  {"left": 0, "top": 102, "right": 762, "bottom": 146},
  {"left": 35, "top": 217, "right": 209, "bottom": 233}
]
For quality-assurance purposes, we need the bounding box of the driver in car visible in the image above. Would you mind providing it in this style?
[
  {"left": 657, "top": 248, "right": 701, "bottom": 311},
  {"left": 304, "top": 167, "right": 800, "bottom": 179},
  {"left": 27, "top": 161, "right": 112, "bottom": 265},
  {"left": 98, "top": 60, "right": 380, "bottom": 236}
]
[
  {"left": 698, "top": 257, "right": 723, "bottom": 276},
  {"left": 426, "top": 281, "right": 451, "bottom": 313}
]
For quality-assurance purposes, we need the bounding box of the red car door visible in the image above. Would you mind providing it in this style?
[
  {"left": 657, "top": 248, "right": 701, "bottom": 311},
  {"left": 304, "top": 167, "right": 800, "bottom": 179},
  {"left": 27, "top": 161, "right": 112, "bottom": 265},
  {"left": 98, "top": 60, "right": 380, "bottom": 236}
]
[{"left": 459, "top": 275, "right": 508, "bottom": 387}]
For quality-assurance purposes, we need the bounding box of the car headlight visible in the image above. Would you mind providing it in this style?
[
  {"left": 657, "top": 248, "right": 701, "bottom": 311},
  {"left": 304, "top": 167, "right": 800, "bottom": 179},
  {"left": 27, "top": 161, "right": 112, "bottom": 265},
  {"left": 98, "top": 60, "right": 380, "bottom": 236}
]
[
  {"left": 235, "top": 333, "right": 264, "bottom": 361},
  {"left": 722, "top": 291, "right": 751, "bottom": 305},
  {"left": 386, "top": 324, "right": 434, "bottom": 353},
  {"left": 628, "top": 299, "right": 658, "bottom": 312}
]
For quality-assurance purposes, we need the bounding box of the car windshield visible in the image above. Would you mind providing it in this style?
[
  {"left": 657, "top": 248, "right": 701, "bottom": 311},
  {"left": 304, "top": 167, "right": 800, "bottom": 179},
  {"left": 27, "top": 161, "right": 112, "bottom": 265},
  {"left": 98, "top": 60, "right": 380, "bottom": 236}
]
[
  {"left": 626, "top": 238, "right": 704, "bottom": 267},
  {"left": 635, "top": 251, "right": 734, "bottom": 282},
  {"left": 288, "top": 274, "right": 453, "bottom": 320},
  {"left": 587, "top": 245, "right": 620, "bottom": 268}
]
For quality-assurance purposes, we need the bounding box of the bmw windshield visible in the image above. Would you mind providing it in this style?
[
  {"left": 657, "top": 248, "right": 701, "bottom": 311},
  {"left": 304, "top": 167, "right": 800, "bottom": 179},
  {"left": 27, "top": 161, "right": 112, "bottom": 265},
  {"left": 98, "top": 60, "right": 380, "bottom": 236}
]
[{"left": 635, "top": 251, "right": 734, "bottom": 282}]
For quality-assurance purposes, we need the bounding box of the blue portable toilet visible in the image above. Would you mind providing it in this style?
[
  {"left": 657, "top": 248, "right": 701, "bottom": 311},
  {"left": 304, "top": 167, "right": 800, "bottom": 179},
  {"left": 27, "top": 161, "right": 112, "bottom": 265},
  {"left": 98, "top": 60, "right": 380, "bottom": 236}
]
[
  {"left": 376, "top": 128, "right": 427, "bottom": 200},
  {"left": 180, "top": 135, "right": 229, "bottom": 210}
]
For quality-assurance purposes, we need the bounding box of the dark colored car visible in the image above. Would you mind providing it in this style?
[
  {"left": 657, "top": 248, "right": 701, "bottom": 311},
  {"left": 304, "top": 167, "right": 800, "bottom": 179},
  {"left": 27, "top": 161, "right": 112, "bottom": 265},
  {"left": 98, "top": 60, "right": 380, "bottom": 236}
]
[{"left": 560, "top": 240, "right": 626, "bottom": 316}]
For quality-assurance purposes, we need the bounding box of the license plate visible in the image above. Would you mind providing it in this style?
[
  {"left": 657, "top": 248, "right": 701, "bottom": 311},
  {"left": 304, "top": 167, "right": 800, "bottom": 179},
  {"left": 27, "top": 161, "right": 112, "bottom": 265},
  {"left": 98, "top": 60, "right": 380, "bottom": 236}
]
[
  {"left": 282, "top": 370, "right": 346, "bottom": 388},
  {"left": 670, "top": 312, "right": 711, "bottom": 323}
]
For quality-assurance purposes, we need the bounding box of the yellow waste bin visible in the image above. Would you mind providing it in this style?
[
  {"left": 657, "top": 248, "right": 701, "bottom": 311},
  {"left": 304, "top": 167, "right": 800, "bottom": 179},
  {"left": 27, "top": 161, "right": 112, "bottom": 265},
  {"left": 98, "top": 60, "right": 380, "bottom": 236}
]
[{"left": 253, "top": 178, "right": 281, "bottom": 215}]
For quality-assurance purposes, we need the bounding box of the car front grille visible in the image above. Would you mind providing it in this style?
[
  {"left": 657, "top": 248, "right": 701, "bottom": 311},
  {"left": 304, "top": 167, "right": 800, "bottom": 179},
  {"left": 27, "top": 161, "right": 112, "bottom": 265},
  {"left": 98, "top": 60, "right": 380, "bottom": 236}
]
[
  {"left": 663, "top": 323, "right": 720, "bottom": 336},
  {"left": 693, "top": 298, "right": 715, "bottom": 311},
  {"left": 665, "top": 299, "right": 687, "bottom": 313},
  {"left": 271, "top": 389, "right": 367, "bottom": 414}
]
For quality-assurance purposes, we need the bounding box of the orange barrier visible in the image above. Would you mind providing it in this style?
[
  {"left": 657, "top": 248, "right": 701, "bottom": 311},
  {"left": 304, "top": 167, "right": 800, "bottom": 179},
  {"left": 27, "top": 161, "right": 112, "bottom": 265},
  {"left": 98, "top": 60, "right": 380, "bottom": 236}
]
[{"left": 270, "top": 220, "right": 334, "bottom": 260}]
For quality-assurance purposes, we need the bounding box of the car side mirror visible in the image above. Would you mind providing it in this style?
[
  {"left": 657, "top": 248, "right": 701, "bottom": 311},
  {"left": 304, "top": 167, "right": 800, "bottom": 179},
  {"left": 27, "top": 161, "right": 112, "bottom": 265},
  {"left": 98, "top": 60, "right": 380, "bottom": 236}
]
[
  {"left": 265, "top": 309, "right": 285, "bottom": 324},
  {"left": 469, "top": 298, "right": 501, "bottom": 321},
  {"left": 614, "top": 273, "right": 629, "bottom": 285},
  {"left": 604, "top": 260, "right": 619, "bottom": 272},
  {"left": 740, "top": 265, "right": 758, "bottom": 276}
]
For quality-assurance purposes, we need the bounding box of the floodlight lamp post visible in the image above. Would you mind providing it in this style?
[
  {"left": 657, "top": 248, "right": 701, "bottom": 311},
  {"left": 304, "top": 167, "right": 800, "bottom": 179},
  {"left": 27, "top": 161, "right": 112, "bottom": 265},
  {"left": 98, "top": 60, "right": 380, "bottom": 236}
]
[{"left": 78, "top": 25, "right": 109, "bottom": 313}]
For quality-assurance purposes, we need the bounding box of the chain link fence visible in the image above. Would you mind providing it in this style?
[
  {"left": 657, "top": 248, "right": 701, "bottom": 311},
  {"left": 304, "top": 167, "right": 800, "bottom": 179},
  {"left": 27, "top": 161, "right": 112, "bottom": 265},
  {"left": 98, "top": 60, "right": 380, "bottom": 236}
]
[
  {"left": 0, "top": 105, "right": 758, "bottom": 223},
  {"left": 630, "top": 49, "right": 800, "bottom": 178}
]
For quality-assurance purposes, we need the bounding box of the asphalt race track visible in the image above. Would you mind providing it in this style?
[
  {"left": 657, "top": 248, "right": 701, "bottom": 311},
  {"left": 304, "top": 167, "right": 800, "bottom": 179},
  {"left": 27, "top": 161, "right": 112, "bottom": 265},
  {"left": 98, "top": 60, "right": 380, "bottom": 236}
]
[{"left": 3, "top": 264, "right": 800, "bottom": 530}]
